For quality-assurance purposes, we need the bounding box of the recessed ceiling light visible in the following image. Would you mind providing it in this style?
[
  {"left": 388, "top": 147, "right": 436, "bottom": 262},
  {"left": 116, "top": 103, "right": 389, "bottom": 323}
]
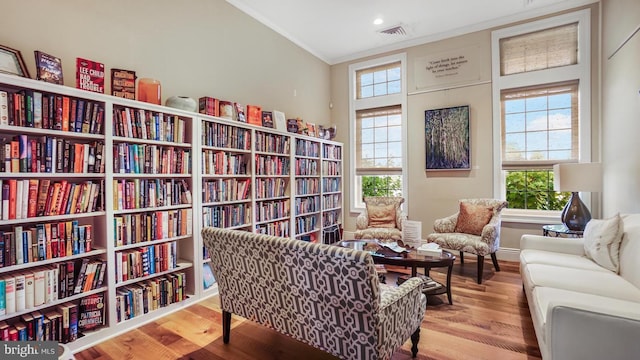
[{"left": 373, "top": 18, "right": 384, "bottom": 25}]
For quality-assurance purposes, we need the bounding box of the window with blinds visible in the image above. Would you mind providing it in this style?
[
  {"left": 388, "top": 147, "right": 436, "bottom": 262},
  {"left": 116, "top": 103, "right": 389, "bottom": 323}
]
[
  {"left": 356, "top": 106, "right": 402, "bottom": 175},
  {"left": 499, "top": 23, "right": 578, "bottom": 76}
]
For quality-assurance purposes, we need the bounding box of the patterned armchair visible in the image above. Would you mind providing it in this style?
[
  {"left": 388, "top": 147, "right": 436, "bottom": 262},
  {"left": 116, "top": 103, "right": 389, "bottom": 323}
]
[
  {"left": 426, "top": 199, "right": 508, "bottom": 284},
  {"left": 355, "top": 197, "right": 407, "bottom": 242},
  {"left": 202, "top": 227, "right": 426, "bottom": 360}
]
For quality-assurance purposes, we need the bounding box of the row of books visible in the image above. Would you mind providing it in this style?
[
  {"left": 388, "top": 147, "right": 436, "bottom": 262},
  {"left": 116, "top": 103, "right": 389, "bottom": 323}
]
[
  {"left": 323, "top": 194, "right": 342, "bottom": 209},
  {"left": 116, "top": 273, "right": 187, "bottom": 323},
  {"left": 1, "top": 135, "right": 104, "bottom": 174},
  {"left": 255, "top": 220, "right": 290, "bottom": 237},
  {"left": 254, "top": 132, "right": 290, "bottom": 154},
  {"left": 202, "top": 178, "right": 251, "bottom": 203},
  {"left": 295, "top": 139, "right": 320, "bottom": 157},
  {"left": 202, "top": 204, "right": 251, "bottom": 228},
  {"left": 0, "top": 258, "right": 106, "bottom": 316},
  {"left": 0, "top": 91, "right": 105, "bottom": 135},
  {"left": 112, "top": 178, "right": 192, "bottom": 211},
  {"left": 294, "top": 196, "right": 320, "bottom": 215},
  {"left": 255, "top": 155, "right": 290, "bottom": 176},
  {"left": 322, "top": 144, "right": 342, "bottom": 159},
  {"left": 255, "top": 199, "right": 290, "bottom": 223},
  {"left": 199, "top": 98, "right": 279, "bottom": 129},
  {"left": 115, "top": 241, "right": 178, "bottom": 283},
  {"left": 112, "top": 107, "right": 187, "bottom": 143},
  {"left": 201, "top": 121, "right": 251, "bottom": 150},
  {"left": 296, "top": 215, "right": 318, "bottom": 234},
  {"left": 322, "top": 161, "right": 341, "bottom": 176},
  {"left": 255, "top": 178, "right": 288, "bottom": 199},
  {"left": 0, "top": 179, "right": 103, "bottom": 220},
  {"left": 114, "top": 208, "right": 193, "bottom": 247},
  {"left": 323, "top": 210, "right": 342, "bottom": 227},
  {"left": 113, "top": 143, "right": 191, "bottom": 174},
  {"left": 295, "top": 158, "right": 319, "bottom": 176},
  {"left": 0, "top": 221, "right": 92, "bottom": 267},
  {"left": 322, "top": 178, "right": 341, "bottom": 193},
  {"left": 295, "top": 178, "right": 319, "bottom": 194},
  {"left": 202, "top": 150, "right": 249, "bottom": 175}
]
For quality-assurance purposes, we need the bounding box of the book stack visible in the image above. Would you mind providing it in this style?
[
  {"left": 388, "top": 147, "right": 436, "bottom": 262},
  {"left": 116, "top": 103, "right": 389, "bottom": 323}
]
[
  {"left": 417, "top": 242, "right": 442, "bottom": 256},
  {"left": 422, "top": 276, "right": 443, "bottom": 291}
]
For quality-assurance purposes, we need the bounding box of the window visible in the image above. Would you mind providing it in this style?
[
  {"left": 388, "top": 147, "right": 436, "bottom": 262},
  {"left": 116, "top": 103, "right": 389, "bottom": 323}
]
[
  {"left": 349, "top": 54, "right": 407, "bottom": 211},
  {"left": 492, "top": 10, "right": 591, "bottom": 215}
]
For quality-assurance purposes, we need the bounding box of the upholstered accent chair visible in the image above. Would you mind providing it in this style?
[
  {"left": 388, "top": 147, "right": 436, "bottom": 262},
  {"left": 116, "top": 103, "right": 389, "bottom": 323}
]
[
  {"left": 426, "top": 199, "right": 508, "bottom": 284},
  {"left": 202, "top": 227, "right": 427, "bottom": 360},
  {"left": 355, "top": 197, "right": 407, "bottom": 242}
]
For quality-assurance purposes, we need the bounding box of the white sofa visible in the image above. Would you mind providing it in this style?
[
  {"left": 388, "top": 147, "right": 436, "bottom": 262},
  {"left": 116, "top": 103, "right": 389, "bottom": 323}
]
[{"left": 520, "top": 214, "right": 640, "bottom": 360}]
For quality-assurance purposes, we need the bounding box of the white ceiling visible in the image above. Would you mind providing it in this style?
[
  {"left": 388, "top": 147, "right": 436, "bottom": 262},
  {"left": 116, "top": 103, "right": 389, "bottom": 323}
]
[{"left": 226, "top": 0, "right": 597, "bottom": 65}]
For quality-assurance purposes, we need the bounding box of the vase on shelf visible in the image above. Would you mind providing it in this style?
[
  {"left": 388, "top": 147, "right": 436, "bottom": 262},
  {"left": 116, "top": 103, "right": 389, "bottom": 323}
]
[
  {"left": 166, "top": 96, "right": 197, "bottom": 112},
  {"left": 138, "top": 78, "right": 161, "bottom": 105}
]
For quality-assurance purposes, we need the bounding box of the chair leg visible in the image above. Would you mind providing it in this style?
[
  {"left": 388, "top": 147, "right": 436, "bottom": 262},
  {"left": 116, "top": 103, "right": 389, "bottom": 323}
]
[
  {"left": 411, "top": 327, "right": 420, "bottom": 358},
  {"left": 491, "top": 253, "right": 501, "bottom": 272},
  {"left": 222, "top": 310, "right": 232, "bottom": 344},
  {"left": 459, "top": 251, "right": 464, "bottom": 265},
  {"left": 476, "top": 255, "right": 484, "bottom": 284}
]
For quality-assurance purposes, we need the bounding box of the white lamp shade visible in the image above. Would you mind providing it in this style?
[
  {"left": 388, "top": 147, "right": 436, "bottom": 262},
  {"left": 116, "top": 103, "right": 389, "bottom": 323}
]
[{"left": 553, "top": 163, "right": 602, "bottom": 192}]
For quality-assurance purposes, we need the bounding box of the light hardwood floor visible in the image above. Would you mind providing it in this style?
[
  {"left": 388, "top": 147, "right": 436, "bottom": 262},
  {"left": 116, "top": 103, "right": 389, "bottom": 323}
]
[{"left": 76, "top": 259, "right": 541, "bottom": 360}]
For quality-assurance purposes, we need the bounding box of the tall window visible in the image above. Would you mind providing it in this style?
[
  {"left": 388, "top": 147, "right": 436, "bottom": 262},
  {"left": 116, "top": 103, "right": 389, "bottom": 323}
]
[
  {"left": 492, "top": 10, "right": 591, "bottom": 214},
  {"left": 349, "top": 54, "right": 407, "bottom": 211}
]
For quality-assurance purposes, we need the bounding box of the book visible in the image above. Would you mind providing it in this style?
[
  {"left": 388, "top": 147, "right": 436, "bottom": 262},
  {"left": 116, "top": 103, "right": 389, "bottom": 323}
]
[
  {"left": 287, "top": 118, "right": 299, "bottom": 133},
  {"left": 198, "top": 97, "right": 219, "bottom": 117},
  {"left": 78, "top": 293, "right": 105, "bottom": 331},
  {"left": 76, "top": 57, "right": 105, "bottom": 93},
  {"left": 261, "top": 111, "right": 274, "bottom": 128},
  {"left": 0, "top": 91, "right": 8, "bottom": 125},
  {"left": 246, "top": 105, "right": 262, "bottom": 126},
  {"left": 111, "top": 68, "right": 136, "bottom": 100},
  {"left": 273, "top": 110, "right": 287, "bottom": 131},
  {"left": 203, "top": 263, "right": 216, "bottom": 289},
  {"left": 306, "top": 122, "right": 316, "bottom": 137},
  {"left": 234, "top": 102, "right": 246, "bottom": 122},
  {"left": 34, "top": 51, "right": 63, "bottom": 85}
]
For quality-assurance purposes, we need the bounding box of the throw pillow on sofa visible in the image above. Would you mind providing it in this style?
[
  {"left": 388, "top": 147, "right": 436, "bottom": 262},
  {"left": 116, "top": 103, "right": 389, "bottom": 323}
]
[
  {"left": 367, "top": 203, "right": 397, "bottom": 228},
  {"left": 583, "top": 213, "right": 624, "bottom": 272}
]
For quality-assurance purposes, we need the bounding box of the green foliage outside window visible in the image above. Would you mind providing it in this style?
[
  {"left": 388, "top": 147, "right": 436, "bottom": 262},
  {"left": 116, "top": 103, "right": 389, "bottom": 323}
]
[
  {"left": 361, "top": 175, "right": 402, "bottom": 198},
  {"left": 506, "top": 170, "right": 570, "bottom": 210}
]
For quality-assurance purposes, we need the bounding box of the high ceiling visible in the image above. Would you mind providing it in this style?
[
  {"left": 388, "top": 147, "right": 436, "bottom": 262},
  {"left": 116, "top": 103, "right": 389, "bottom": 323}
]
[{"left": 226, "top": 0, "right": 597, "bottom": 65}]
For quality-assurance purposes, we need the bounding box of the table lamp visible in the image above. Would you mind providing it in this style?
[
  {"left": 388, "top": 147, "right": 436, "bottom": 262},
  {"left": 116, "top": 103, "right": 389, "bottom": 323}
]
[{"left": 553, "top": 163, "right": 602, "bottom": 231}]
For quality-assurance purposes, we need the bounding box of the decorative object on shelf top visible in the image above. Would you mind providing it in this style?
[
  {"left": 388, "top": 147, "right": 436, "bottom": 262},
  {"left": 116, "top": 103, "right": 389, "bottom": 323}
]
[
  {"left": 327, "top": 125, "right": 337, "bottom": 140},
  {"left": 76, "top": 57, "right": 105, "bottom": 94},
  {"left": 273, "top": 110, "right": 287, "bottom": 131},
  {"left": 234, "top": 102, "right": 246, "bottom": 122},
  {"left": 261, "top": 110, "right": 274, "bottom": 128},
  {"left": 219, "top": 100, "right": 233, "bottom": 119},
  {"left": 166, "top": 95, "right": 197, "bottom": 112},
  {"left": 246, "top": 104, "right": 262, "bottom": 126},
  {"left": 553, "top": 162, "right": 602, "bottom": 231},
  {"left": 137, "top": 77, "right": 161, "bottom": 105},
  {"left": 34, "top": 50, "right": 63, "bottom": 84},
  {"left": 287, "top": 118, "right": 299, "bottom": 133},
  {"left": 0, "top": 44, "right": 30, "bottom": 78},
  {"left": 111, "top": 68, "right": 136, "bottom": 100}
]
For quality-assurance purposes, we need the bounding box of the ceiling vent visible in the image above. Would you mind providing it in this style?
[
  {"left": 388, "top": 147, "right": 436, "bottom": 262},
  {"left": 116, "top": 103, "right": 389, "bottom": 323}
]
[{"left": 378, "top": 25, "right": 407, "bottom": 36}]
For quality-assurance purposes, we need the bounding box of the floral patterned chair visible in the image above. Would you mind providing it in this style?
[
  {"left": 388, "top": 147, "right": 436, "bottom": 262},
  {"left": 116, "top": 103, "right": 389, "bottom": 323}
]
[
  {"left": 426, "top": 199, "right": 508, "bottom": 284},
  {"left": 355, "top": 197, "right": 407, "bottom": 242},
  {"left": 202, "top": 227, "right": 427, "bottom": 360}
]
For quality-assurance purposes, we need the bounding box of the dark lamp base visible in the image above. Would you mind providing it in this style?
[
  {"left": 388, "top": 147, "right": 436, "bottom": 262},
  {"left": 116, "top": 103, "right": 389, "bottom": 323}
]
[{"left": 561, "top": 192, "right": 592, "bottom": 231}]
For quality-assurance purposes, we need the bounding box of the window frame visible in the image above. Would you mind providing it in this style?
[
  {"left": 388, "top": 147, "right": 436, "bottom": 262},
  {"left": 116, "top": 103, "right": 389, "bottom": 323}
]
[
  {"left": 491, "top": 9, "right": 591, "bottom": 223},
  {"left": 348, "top": 53, "right": 408, "bottom": 213}
]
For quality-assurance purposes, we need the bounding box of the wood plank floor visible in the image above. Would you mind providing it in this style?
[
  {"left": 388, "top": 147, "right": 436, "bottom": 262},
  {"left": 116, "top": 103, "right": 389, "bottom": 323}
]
[{"left": 76, "top": 259, "right": 541, "bottom": 360}]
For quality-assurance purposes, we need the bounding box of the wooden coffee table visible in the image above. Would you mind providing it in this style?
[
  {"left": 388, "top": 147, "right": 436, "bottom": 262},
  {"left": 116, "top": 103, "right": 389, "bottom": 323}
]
[{"left": 338, "top": 240, "right": 456, "bottom": 304}]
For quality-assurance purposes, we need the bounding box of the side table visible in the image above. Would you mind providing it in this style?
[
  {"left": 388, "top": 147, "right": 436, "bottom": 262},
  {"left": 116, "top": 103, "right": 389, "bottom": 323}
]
[{"left": 542, "top": 224, "right": 584, "bottom": 238}]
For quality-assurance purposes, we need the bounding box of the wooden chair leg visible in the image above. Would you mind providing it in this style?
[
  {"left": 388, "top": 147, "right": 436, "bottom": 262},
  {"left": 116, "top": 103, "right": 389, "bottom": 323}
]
[
  {"left": 491, "top": 253, "right": 501, "bottom": 272},
  {"left": 459, "top": 251, "right": 464, "bottom": 265},
  {"left": 222, "top": 310, "right": 232, "bottom": 344},
  {"left": 476, "top": 255, "right": 484, "bottom": 284},
  {"left": 411, "top": 327, "right": 420, "bottom": 358}
]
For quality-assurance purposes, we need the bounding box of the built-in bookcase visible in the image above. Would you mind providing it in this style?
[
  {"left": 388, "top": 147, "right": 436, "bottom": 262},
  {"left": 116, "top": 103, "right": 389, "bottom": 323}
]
[{"left": 0, "top": 72, "right": 342, "bottom": 351}]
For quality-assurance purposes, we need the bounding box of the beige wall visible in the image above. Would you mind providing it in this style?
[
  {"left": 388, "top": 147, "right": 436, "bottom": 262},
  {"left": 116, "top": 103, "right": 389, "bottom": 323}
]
[
  {"left": 331, "top": 4, "right": 602, "bottom": 253},
  {"left": 602, "top": 0, "right": 640, "bottom": 215},
  {"left": 1, "top": 0, "right": 330, "bottom": 123}
]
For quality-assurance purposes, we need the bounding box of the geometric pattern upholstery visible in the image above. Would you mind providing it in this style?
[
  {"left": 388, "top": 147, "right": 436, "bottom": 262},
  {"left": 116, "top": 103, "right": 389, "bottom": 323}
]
[
  {"left": 355, "top": 197, "right": 407, "bottom": 242},
  {"left": 426, "top": 198, "right": 508, "bottom": 284},
  {"left": 202, "top": 227, "right": 426, "bottom": 360}
]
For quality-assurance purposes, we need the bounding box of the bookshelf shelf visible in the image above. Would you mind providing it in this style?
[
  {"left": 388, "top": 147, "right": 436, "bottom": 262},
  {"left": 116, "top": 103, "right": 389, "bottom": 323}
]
[{"left": 0, "top": 72, "right": 341, "bottom": 350}]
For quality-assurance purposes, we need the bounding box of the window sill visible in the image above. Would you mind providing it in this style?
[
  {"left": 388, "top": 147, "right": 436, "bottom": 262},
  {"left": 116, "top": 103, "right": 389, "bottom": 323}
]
[{"left": 501, "top": 209, "right": 562, "bottom": 225}]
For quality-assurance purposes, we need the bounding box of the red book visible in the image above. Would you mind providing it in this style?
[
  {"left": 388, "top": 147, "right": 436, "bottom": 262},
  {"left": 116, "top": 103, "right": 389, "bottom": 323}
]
[
  {"left": 27, "top": 179, "right": 39, "bottom": 218},
  {"left": 8, "top": 179, "right": 17, "bottom": 219},
  {"left": 61, "top": 97, "right": 70, "bottom": 131},
  {"left": 76, "top": 58, "right": 105, "bottom": 94},
  {"left": 246, "top": 105, "right": 262, "bottom": 126}
]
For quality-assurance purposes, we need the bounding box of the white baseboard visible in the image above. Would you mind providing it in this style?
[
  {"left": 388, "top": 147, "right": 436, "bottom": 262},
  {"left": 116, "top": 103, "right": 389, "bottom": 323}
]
[{"left": 496, "top": 247, "right": 520, "bottom": 262}]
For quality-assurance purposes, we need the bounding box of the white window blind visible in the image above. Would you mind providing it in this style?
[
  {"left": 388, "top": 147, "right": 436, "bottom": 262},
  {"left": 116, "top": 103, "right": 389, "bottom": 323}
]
[{"left": 355, "top": 106, "right": 402, "bottom": 175}]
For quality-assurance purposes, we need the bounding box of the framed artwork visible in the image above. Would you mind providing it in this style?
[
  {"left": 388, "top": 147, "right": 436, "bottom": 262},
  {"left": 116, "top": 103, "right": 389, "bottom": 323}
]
[
  {"left": 425, "top": 105, "right": 470, "bottom": 170},
  {"left": 0, "top": 45, "right": 30, "bottom": 78}
]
